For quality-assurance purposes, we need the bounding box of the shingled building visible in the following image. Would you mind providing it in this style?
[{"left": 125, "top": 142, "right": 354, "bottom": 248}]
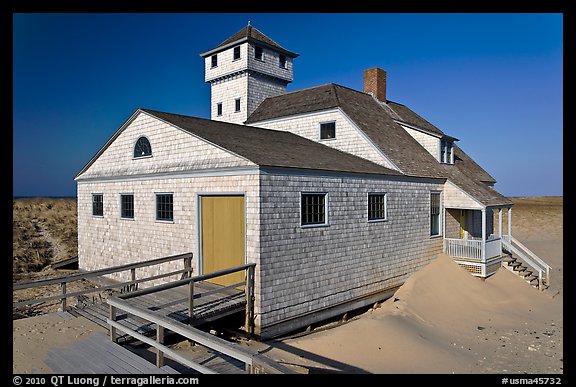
[{"left": 75, "top": 24, "right": 513, "bottom": 338}]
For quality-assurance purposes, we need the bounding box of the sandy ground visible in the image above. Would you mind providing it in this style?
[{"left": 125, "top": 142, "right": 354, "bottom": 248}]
[
  {"left": 13, "top": 196, "right": 562, "bottom": 374},
  {"left": 250, "top": 197, "right": 563, "bottom": 374},
  {"left": 13, "top": 314, "right": 106, "bottom": 373}
]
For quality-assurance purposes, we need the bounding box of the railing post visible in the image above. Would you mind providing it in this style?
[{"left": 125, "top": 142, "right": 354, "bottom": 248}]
[
  {"left": 109, "top": 304, "right": 117, "bottom": 342},
  {"left": 156, "top": 324, "right": 165, "bottom": 368},
  {"left": 245, "top": 265, "right": 255, "bottom": 337},
  {"left": 60, "top": 282, "right": 67, "bottom": 312},
  {"left": 188, "top": 280, "right": 194, "bottom": 323},
  {"left": 182, "top": 254, "right": 192, "bottom": 280},
  {"left": 538, "top": 271, "right": 543, "bottom": 291},
  {"left": 546, "top": 266, "right": 550, "bottom": 287},
  {"left": 130, "top": 268, "right": 136, "bottom": 292}
]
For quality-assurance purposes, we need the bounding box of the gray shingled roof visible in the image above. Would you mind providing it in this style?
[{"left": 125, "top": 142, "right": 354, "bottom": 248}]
[
  {"left": 386, "top": 101, "right": 446, "bottom": 137},
  {"left": 246, "top": 83, "right": 509, "bottom": 207},
  {"left": 201, "top": 25, "right": 298, "bottom": 58},
  {"left": 141, "top": 109, "right": 401, "bottom": 176}
]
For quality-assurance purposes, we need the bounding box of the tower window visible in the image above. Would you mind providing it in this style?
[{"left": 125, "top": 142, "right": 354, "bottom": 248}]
[
  {"left": 235, "top": 98, "right": 241, "bottom": 112},
  {"left": 255, "top": 46, "right": 263, "bottom": 61},
  {"left": 233, "top": 46, "right": 241, "bottom": 60},
  {"left": 279, "top": 55, "right": 287, "bottom": 69},
  {"left": 217, "top": 103, "right": 223, "bottom": 116},
  {"left": 211, "top": 54, "right": 218, "bottom": 68}
]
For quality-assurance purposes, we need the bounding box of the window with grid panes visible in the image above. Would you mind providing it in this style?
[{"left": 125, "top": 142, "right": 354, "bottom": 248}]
[
  {"left": 430, "top": 192, "right": 441, "bottom": 236},
  {"left": 301, "top": 193, "right": 327, "bottom": 226},
  {"left": 368, "top": 193, "right": 387, "bottom": 221},
  {"left": 120, "top": 194, "right": 134, "bottom": 219},
  {"left": 156, "top": 194, "right": 173, "bottom": 221}
]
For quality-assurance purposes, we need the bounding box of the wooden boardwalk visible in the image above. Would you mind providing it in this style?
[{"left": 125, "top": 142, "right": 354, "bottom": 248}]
[
  {"left": 42, "top": 332, "right": 180, "bottom": 374},
  {"left": 69, "top": 281, "right": 246, "bottom": 343}
]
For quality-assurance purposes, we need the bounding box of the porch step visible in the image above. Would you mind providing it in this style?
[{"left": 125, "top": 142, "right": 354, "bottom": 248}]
[
  {"left": 503, "top": 256, "right": 516, "bottom": 263},
  {"left": 513, "top": 265, "right": 527, "bottom": 273},
  {"left": 519, "top": 270, "right": 533, "bottom": 278},
  {"left": 508, "top": 261, "right": 521, "bottom": 268}
]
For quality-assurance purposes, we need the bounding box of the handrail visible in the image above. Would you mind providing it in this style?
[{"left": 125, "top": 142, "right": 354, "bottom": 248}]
[
  {"left": 13, "top": 252, "right": 193, "bottom": 290},
  {"left": 107, "top": 296, "right": 292, "bottom": 374},
  {"left": 107, "top": 263, "right": 291, "bottom": 374},
  {"left": 508, "top": 235, "right": 552, "bottom": 271},
  {"left": 13, "top": 253, "right": 193, "bottom": 312},
  {"left": 118, "top": 263, "right": 256, "bottom": 300},
  {"left": 502, "top": 238, "right": 549, "bottom": 290}
]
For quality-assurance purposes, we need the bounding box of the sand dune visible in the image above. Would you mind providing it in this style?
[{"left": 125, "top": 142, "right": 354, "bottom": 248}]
[{"left": 271, "top": 197, "right": 563, "bottom": 374}]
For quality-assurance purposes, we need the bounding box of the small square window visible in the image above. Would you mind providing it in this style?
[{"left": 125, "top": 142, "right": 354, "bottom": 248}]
[
  {"left": 233, "top": 46, "right": 241, "bottom": 60},
  {"left": 320, "top": 122, "right": 336, "bottom": 140},
  {"left": 279, "top": 54, "right": 287, "bottom": 68},
  {"left": 235, "top": 98, "right": 241, "bottom": 112},
  {"left": 120, "top": 194, "right": 134, "bottom": 219},
  {"left": 255, "top": 46, "right": 263, "bottom": 61},
  {"left": 156, "top": 194, "right": 173, "bottom": 222},
  {"left": 211, "top": 54, "right": 218, "bottom": 68},
  {"left": 301, "top": 193, "right": 328, "bottom": 226},
  {"left": 92, "top": 194, "right": 103, "bottom": 217},
  {"left": 368, "top": 193, "right": 387, "bottom": 221},
  {"left": 217, "top": 103, "right": 223, "bottom": 116}
]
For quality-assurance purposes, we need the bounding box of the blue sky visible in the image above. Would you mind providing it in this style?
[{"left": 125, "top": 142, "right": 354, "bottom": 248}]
[{"left": 13, "top": 13, "right": 563, "bottom": 197}]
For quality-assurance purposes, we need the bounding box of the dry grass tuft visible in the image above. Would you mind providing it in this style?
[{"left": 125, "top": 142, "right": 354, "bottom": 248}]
[{"left": 13, "top": 198, "right": 77, "bottom": 276}]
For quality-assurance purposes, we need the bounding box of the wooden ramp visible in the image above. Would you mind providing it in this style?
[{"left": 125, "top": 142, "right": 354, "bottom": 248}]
[
  {"left": 69, "top": 281, "right": 246, "bottom": 342},
  {"left": 43, "top": 332, "right": 179, "bottom": 374}
]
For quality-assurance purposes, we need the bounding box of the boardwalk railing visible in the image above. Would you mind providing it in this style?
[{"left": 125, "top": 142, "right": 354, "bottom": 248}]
[
  {"left": 13, "top": 253, "right": 193, "bottom": 312},
  {"left": 106, "top": 263, "right": 291, "bottom": 374},
  {"left": 111, "top": 263, "right": 256, "bottom": 337}
]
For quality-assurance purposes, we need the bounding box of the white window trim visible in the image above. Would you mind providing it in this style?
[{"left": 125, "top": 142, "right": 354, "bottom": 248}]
[
  {"left": 234, "top": 98, "right": 241, "bottom": 113},
  {"left": 319, "top": 121, "right": 337, "bottom": 141},
  {"left": 132, "top": 135, "right": 153, "bottom": 160},
  {"left": 155, "top": 192, "right": 174, "bottom": 223},
  {"left": 367, "top": 192, "right": 388, "bottom": 223},
  {"left": 300, "top": 192, "right": 329, "bottom": 228},
  {"left": 211, "top": 54, "right": 218, "bottom": 68},
  {"left": 440, "top": 140, "right": 454, "bottom": 164},
  {"left": 91, "top": 193, "right": 104, "bottom": 218},
  {"left": 119, "top": 193, "right": 135, "bottom": 220},
  {"left": 430, "top": 191, "right": 443, "bottom": 238},
  {"left": 216, "top": 102, "right": 223, "bottom": 117}
]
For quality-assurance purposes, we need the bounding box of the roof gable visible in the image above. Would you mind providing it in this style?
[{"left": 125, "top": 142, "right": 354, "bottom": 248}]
[{"left": 75, "top": 111, "right": 255, "bottom": 180}]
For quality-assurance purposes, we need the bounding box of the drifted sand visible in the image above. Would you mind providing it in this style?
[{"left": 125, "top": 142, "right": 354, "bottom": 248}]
[{"left": 255, "top": 197, "right": 563, "bottom": 374}]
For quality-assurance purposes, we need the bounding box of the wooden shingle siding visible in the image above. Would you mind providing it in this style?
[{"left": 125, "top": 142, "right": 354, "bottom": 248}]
[
  {"left": 251, "top": 109, "right": 396, "bottom": 170},
  {"left": 443, "top": 180, "right": 483, "bottom": 209},
  {"left": 80, "top": 113, "right": 255, "bottom": 180},
  {"left": 256, "top": 173, "right": 443, "bottom": 331},
  {"left": 77, "top": 176, "right": 260, "bottom": 288},
  {"left": 402, "top": 125, "right": 440, "bottom": 161}
]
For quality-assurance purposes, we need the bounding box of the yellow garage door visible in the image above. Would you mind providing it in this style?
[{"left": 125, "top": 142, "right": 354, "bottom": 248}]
[{"left": 201, "top": 195, "right": 245, "bottom": 286}]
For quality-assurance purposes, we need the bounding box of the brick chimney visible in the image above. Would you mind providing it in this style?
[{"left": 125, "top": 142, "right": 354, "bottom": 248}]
[{"left": 364, "top": 68, "right": 386, "bottom": 102}]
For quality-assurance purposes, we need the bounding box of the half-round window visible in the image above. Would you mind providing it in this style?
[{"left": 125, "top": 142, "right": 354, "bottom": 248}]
[{"left": 134, "top": 136, "right": 152, "bottom": 158}]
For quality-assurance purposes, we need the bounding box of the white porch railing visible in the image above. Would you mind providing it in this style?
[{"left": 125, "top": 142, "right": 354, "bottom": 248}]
[
  {"left": 444, "top": 237, "right": 502, "bottom": 261},
  {"left": 444, "top": 238, "right": 482, "bottom": 260}
]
